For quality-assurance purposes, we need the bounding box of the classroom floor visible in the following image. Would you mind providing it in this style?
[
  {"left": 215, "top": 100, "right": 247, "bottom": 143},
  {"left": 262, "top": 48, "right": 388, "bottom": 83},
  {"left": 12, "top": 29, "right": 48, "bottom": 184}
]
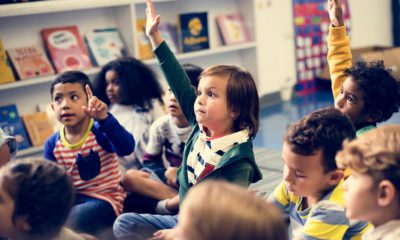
[{"left": 250, "top": 88, "right": 400, "bottom": 194}]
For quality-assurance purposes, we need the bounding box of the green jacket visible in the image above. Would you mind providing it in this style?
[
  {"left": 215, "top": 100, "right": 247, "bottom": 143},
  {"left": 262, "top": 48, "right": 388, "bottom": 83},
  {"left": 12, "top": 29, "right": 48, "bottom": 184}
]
[{"left": 154, "top": 41, "right": 262, "bottom": 202}]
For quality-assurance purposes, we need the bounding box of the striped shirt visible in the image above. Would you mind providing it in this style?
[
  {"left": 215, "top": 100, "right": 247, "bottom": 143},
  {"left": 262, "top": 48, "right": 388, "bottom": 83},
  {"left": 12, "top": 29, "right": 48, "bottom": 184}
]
[
  {"left": 44, "top": 116, "right": 135, "bottom": 215},
  {"left": 186, "top": 129, "right": 249, "bottom": 185},
  {"left": 270, "top": 181, "right": 370, "bottom": 240}
]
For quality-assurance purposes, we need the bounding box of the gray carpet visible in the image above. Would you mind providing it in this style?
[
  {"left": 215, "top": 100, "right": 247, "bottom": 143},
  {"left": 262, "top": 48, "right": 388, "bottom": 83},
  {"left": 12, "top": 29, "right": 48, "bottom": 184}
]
[{"left": 250, "top": 148, "right": 283, "bottom": 196}]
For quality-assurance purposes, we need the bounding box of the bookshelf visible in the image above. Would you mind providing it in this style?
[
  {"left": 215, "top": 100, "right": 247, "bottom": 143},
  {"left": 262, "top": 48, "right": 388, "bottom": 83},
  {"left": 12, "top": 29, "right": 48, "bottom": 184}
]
[{"left": 0, "top": 0, "right": 296, "bottom": 156}]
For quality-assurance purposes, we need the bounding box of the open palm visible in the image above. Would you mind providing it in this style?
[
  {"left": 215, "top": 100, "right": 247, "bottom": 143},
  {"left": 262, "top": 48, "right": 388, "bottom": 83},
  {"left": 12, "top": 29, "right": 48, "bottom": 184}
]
[
  {"left": 328, "top": 0, "right": 344, "bottom": 27},
  {"left": 145, "top": 0, "right": 161, "bottom": 37}
]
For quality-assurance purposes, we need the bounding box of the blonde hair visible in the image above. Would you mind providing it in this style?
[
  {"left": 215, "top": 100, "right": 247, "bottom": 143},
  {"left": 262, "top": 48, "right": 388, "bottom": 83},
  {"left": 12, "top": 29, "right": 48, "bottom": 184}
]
[
  {"left": 180, "top": 180, "right": 287, "bottom": 240},
  {"left": 336, "top": 125, "right": 400, "bottom": 190}
]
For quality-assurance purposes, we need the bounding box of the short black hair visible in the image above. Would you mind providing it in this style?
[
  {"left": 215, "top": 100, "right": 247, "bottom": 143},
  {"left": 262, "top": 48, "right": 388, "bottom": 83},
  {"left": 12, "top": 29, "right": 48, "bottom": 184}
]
[
  {"left": 344, "top": 60, "right": 400, "bottom": 123},
  {"left": 93, "top": 57, "right": 164, "bottom": 109},
  {"left": 1, "top": 159, "right": 74, "bottom": 239},
  {"left": 50, "top": 71, "right": 92, "bottom": 99},
  {"left": 285, "top": 108, "right": 356, "bottom": 172},
  {"left": 183, "top": 63, "right": 203, "bottom": 89}
]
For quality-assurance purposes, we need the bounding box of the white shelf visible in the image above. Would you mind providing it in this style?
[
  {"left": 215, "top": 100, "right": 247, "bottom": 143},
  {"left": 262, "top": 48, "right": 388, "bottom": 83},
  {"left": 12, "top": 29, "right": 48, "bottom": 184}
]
[
  {"left": 144, "top": 41, "right": 257, "bottom": 65},
  {"left": 0, "top": 0, "right": 133, "bottom": 17},
  {"left": 0, "top": 67, "right": 101, "bottom": 91},
  {"left": 16, "top": 145, "right": 44, "bottom": 158}
]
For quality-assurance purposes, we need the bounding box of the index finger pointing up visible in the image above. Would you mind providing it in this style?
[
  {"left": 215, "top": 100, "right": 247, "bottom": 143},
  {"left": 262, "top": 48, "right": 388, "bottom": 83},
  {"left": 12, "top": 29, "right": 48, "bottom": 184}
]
[{"left": 86, "top": 84, "right": 93, "bottom": 99}]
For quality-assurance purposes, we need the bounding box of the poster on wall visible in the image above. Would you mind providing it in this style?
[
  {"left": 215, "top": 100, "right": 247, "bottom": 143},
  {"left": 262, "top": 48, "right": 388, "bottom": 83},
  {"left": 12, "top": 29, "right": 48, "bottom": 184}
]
[{"left": 293, "top": 0, "right": 351, "bottom": 94}]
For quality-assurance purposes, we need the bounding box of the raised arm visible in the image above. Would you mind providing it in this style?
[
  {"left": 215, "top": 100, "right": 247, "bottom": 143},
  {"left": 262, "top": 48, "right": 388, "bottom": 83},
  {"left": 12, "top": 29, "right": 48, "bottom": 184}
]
[
  {"left": 145, "top": 0, "right": 164, "bottom": 49},
  {"left": 327, "top": 0, "right": 352, "bottom": 99}
]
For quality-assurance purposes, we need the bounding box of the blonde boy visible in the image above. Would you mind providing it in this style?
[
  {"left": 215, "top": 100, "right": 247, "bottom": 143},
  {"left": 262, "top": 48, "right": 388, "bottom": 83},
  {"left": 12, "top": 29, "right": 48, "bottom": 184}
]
[
  {"left": 336, "top": 125, "right": 400, "bottom": 240},
  {"left": 269, "top": 108, "right": 370, "bottom": 239}
]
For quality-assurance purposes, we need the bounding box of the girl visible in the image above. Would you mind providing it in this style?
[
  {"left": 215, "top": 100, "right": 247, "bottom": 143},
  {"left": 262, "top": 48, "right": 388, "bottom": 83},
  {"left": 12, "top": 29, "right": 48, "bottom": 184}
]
[
  {"left": 93, "top": 57, "right": 164, "bottom": 170},
  {"left": 112, "top": 1, "right": 262, "bottom": 238}
]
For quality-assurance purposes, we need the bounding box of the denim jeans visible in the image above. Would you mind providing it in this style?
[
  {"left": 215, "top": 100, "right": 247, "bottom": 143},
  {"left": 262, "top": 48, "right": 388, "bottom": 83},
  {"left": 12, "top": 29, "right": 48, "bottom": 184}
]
[
  {"left": 66, "top": 194, "right": 116, "bottom": 236},
  {"left": 113, "top": 213, "right": 178, "bottom": 240}
]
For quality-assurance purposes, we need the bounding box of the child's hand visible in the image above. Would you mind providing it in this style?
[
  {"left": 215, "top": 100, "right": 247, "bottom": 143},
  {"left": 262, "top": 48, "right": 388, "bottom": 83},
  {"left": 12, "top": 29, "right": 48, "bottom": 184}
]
[
  {"left": 150, "top": 229, "right": 177, "bottom": 240},
  {"left": 82, "top": 84, "right": 108, "bottom": 120},
  {"left": 145, "top": 0, "right": 164, "bottom": 48},
  {"left": 165, "top": 167, "right": 178, "bottom": 189},
  {"left": 328, "top": 0, "right": 344, "bottom": 27}
]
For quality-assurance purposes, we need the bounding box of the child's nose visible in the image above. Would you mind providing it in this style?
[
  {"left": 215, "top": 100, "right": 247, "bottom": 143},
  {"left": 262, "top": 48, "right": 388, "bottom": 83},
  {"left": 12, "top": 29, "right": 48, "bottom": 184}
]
[{"left": 335, "top": 95, "right": 345, "bottom": 108}]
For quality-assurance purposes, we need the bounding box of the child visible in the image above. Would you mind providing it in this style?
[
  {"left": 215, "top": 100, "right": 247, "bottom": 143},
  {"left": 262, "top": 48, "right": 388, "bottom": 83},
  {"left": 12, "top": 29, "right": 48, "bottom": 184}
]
[
  {"left": 93, "top": 57, "right": 164, "bottom": 170},
  {"left": 0, "top": 128, "right": 17, "bottom": 167},
  {"left": 112, "top": 0, "right": 262, "bottom": 238},
  {"left": 153, "top": 181, "right": 288, "bottom": 240},
  {"left": 269, "top": 108, "right": 370, "bottom": 239},
  {"left": 336, "top": 125, "right": 400, "bottom": 240},
  {"left": 44, "top": 71, "right": 135, "bottom": 236},
  {"left": 327, "top": 0, "right": 400, "bottom": 136},
  {"left": 122, "top": 64, "right": 203, "bottom": 211},
  {"left": 0, "top": 158, "right": 83, "bottom": 240}
]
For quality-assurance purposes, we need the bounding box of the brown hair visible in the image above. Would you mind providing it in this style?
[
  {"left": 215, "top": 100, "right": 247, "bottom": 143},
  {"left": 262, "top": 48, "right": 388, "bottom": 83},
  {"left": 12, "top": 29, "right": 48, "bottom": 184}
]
[
  {"left": 285, "top": 108, "right": 356, "bottom": 172},
  {"left": 200, "top": 65, "right": 259, "bottom": 138},
  {"left": 1, "top": 158, "right": 74, "bottom": 239},
  {"left": 180, "top": 180, "right": 288, "bottom": 240},
  {"left": 336, "top": 125, "right": 400, "bottom": 191}
]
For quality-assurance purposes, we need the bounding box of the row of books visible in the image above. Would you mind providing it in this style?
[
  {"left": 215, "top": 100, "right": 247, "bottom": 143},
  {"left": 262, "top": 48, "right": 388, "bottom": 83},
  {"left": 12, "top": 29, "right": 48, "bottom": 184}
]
[
  {"left": 138, "top": 12, "right": 251, "bottom": 59},
  {"left": 0, "top": 26, "right": 126, "bottom": 84},
  {"left": 0, "top": 104, "right": 54, "bottom": 151}
]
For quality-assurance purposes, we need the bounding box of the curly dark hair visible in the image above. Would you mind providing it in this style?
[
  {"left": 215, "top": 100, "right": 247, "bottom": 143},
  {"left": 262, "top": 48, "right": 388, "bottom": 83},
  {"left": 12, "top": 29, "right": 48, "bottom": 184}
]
[
  {"left": 93, "top": 57, "right": 164, "bottom": 109},
  {"left": 344, "top": 60, "right": 400, "bottom": 123},
  {"left": 1, "top": 159, "right": 74, "bottom": 239},
  {"left": 285, "top": 108, "right": 356, "bottom": 172}
]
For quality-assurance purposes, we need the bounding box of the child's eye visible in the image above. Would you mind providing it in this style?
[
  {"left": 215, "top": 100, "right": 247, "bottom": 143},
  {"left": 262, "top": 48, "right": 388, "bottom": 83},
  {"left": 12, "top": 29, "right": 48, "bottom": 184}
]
[
  {"left": 71, "top": 95, "right": 79, "bottom": 100},
  {"left": 340, "top": 87, "right": 343, "bottom": 94},
  {"left": 197, "top": 90, "right": 201, "bottom": 96},
  {"left": 54, "top": 96, "right": 61, "bottom": 102},
  {"left": 346, "top": 96, "right": 353, "bottom": 102},
  {"left": 207, "top": 91, "right": 214, "bottom": 97},
  {"left": 295, "top": 171, "right": 306, "bottom": 178}
]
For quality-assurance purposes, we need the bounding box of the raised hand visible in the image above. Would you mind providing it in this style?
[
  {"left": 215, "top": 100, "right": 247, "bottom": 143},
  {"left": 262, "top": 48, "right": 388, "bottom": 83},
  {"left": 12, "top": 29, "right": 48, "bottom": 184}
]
[
  {"left": 328, "top": 0, "right": 344, "bottom": 27},
  {"left": 82, "top": 84, "right": 108, "bottom": 120},
  {"left": 145, "top": 0, "right": 164, "bottom": 48}
]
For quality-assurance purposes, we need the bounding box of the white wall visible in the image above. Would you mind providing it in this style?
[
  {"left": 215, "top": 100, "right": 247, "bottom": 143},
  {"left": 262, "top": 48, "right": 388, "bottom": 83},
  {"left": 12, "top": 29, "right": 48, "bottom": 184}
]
[{"left": 256, "top": 0, "right": 393, "bottom": 97}]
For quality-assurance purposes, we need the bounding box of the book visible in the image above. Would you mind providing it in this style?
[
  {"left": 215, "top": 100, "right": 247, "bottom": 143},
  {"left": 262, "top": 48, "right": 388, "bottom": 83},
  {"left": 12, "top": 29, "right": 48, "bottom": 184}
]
[
  {"left": 7, "top": 45, "right": 55, "bottom": 80},
  {"left": 41, "top": 25, "right": 92, "bottom": 73},
  {"left": 22, "top": 112, "right": 54, "bottom": 146},
  {"left": 0, "top": 104, "right": 31, "bottom": 150},
  {"left": 136, "top": 19, "right": 154, "bottom": 60},
  {"left": 178, "top": 12, "right": 210, "bottom": 53},
  {"left": 85, "top": 28, "right": 127, "bottom": 66},
  {"left": 159, "top": 22, "right": 179, "bottom": 53},
  {"left": 0, "top": 39, "right": 16, "bottom": 84},
  {"left": 216, "top": 13, "right": 250, "bottom": 45}
]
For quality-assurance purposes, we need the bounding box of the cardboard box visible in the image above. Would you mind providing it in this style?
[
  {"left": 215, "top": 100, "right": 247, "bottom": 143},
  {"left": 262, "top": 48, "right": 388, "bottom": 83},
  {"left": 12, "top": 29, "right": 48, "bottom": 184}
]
[{"left": 318, "top": 46, "right": 394, "bottom": 80}]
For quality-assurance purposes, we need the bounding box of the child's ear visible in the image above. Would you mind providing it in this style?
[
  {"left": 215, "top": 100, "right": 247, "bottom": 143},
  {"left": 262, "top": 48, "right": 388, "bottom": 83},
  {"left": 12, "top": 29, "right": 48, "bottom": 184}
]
[
  {"left": 51, "top": 102, "right": 55, "bottom": 112},
  {"left": 15, "top": 215, "right": 31, "bottom": 232},
  {"left": 366, "top": 111, "right": 382, "bottom": 123},
  {"left": 377, "top": 180, "right": 396, "bottom": 207},
  {"left": 328, "top": 169, "right": 344, "bottom": 185}
]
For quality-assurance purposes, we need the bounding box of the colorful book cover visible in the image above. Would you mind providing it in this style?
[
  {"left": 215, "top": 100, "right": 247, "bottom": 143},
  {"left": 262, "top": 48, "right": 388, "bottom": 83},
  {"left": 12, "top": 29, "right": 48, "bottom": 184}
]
[
  {"left": 85, "top": 28, "right": 127, "bottom": 66},
  {"left": 159, "top": 22, "right": 179, "bottom": 53},
  {"left": 0, "top": 39, "right": 16, "bottom": 84},
  {"left": 0, "top": 104, "right": 31, "bottom": 150},
  {"left": 22, "top": 112, "right": 54, "bottom": 146},
  {"left": 41, "top": 25, "right": 92, "bottom": 73},
  {"left": 178, "top": 12, "right": 209, "bottom": 53},
  {"left": 136, "top": 19, "right": 154, "bottom": 60},
  {"left": 216, "top": 13, "right": 250, "bottom": 45},
  {"left": 7, "top": 45, "right": 55, "bottom": 80}
]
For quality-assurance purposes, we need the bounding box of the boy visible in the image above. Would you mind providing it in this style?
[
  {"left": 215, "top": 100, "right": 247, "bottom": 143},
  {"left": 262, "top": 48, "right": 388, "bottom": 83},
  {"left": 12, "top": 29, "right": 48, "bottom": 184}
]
[
  {"left": 336, "top": 125, "right": 400, "bottom": 240},
  {"left": 328, "top": 0, "right": 400, "bottom": 136},
  {"left": 269, "top": 108, "right": 370, "bottom": 239},
  {"left": 122, "top": 64, "right": 203, "bottom": 214},
  {"left": 44, "top": 71, "right": 134, "bottom": 236}
]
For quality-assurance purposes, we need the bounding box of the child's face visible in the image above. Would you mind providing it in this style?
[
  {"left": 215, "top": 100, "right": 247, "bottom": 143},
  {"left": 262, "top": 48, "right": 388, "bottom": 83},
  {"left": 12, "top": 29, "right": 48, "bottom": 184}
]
[
  {"left": 342, "top": 172, "right": 378, "bottom": 221},
  {"left": 0, "top": 176, "right": 16, "bottom": 238},
  {"left": 335, "top": 77, "right": 369, "bottom": 125},
  {"left": 105, "top": 70, "right": 121, "bottom": 104},
  {"left": 51, "top": 83, "right": 88, "bottom": 128},
  {"left": 194, "top": 76, "right": 236, "bottom": 137},
  {"left": 0, "top": 143, "right": 11, "bottom": 168},
  {"left": 282, "top": 143, "right": 335, "bottom": 199},
  {"left": 166, "top": 89, "right": 185, "bottom": 118}
]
